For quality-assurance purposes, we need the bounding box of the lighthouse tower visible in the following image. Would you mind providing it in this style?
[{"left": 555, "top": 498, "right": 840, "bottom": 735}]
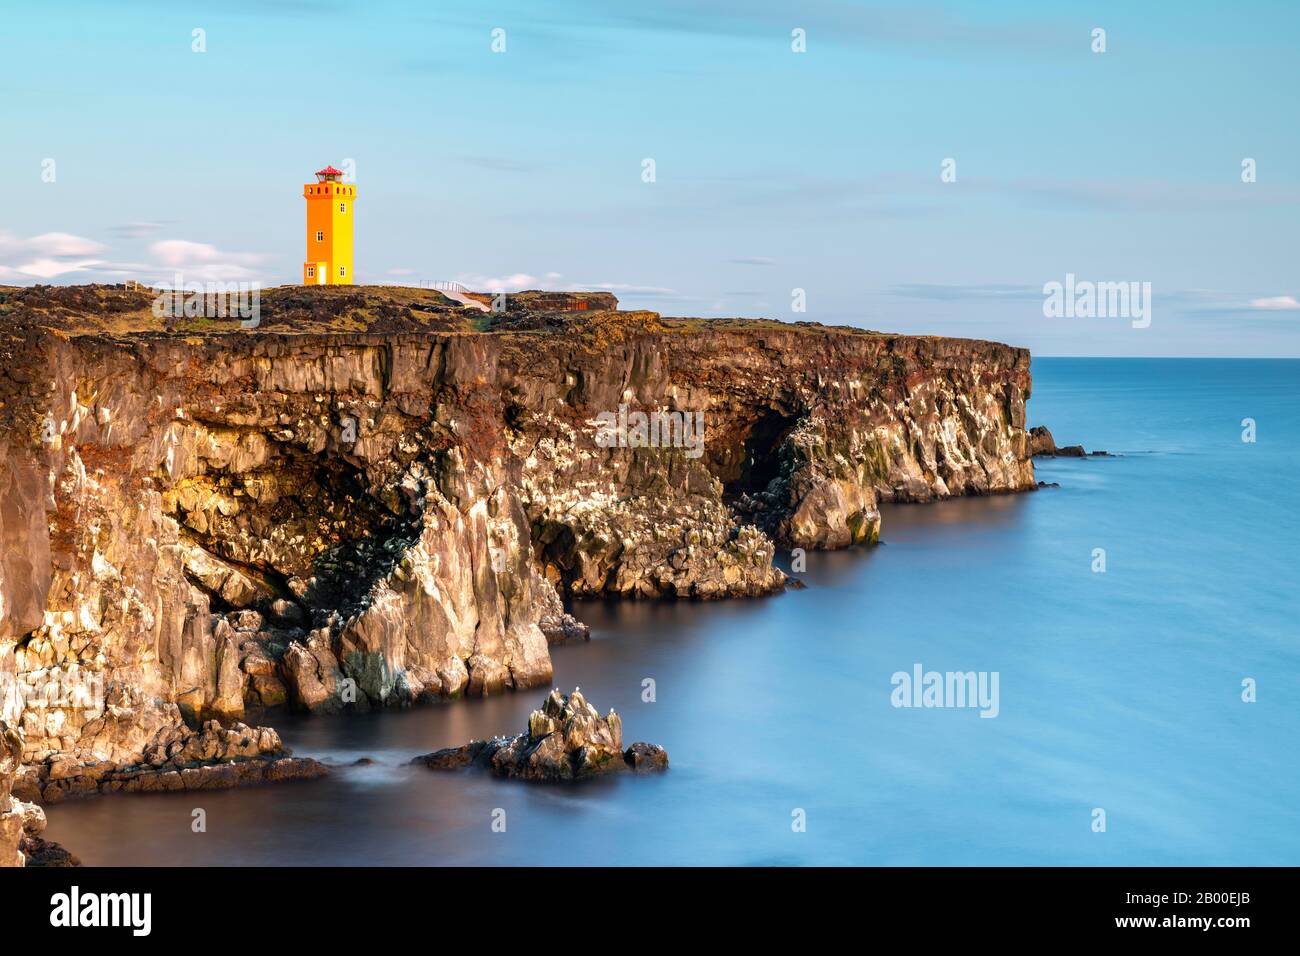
[{"left": 303, "top": 165, "right": 355, "bottom": 285}]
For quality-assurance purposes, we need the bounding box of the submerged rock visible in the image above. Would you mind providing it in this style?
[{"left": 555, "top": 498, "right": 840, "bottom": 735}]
[{"left": 415, "top": 688, "right": 668, "bottom": 782}]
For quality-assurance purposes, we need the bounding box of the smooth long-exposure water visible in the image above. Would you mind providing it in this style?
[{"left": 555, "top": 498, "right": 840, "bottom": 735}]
[{"left": 44, "top": 358, "right": 1300, "bottom": 865}]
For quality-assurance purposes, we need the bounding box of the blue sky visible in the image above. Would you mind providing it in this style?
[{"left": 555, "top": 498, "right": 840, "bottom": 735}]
[{"left": 1, "top": 0, "right": 1297, "bottom": 355}]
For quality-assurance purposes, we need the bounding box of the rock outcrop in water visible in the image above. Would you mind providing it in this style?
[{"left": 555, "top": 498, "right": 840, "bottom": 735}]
[
  {"left": 0, "top": 284, "right": 1035, "bottom": 792},
  {"left": 1029, "top": 425, "right": 1109, "bottom": 458},
  {"left": 416, "top": 687, "right": 668, "bottom": 781},
  {"left": 27, "top": 718, "right": 327, "bottom": 804}
]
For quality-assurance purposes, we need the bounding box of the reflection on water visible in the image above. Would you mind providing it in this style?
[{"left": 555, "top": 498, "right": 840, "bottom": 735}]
[{"left": 42, "top": 360, "right": 1300, "bottom": 866}]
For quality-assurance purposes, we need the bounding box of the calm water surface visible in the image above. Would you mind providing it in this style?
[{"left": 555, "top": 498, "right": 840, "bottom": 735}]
[{"left": 44, "top": 359, "right": 1300, "bottom": 865}]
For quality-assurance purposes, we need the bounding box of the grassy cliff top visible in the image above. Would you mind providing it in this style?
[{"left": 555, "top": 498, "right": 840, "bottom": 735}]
[{"left": 0, "top": 283, "right": 892, "bottom": 341}]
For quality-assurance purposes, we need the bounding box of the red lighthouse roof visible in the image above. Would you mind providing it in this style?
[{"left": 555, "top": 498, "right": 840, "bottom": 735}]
[{"left": 315, "top": 165, "right": 344, "bottom": 182}]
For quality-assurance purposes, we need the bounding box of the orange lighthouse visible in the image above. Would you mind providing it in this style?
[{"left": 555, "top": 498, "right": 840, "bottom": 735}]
[{"left": 303, "top": 165, "right": 355, "bottom": 285}]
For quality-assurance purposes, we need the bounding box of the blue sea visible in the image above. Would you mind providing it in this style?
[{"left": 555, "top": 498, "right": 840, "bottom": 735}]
[{"left": 44, "top": 359, "right": 1300, "bottom": 865}]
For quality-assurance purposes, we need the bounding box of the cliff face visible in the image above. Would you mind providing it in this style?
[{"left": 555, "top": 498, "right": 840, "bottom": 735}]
[{"left": 0, "top": 288, "right": 1034, "bottom": 793}]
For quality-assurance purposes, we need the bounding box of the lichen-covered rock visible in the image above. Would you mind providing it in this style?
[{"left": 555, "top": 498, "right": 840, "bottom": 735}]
[
  {"left": 748, "top": 414, "right": 883, "bottom": 550},
  {"left": 415, "top": 687, "right": 668, "bottom": 782},
  {"left": 532, "top": 484, "right": 786, "bottom": 599}
]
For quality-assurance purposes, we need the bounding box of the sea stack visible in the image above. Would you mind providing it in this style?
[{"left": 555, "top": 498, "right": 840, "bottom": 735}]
[{"left": 415, "top": 688, "right": 668, "bottom": 782}]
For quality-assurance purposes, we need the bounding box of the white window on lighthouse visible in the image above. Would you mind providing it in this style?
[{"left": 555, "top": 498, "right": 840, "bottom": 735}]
[
  {"left": 316, "top": 231, "right": 324, "bottom": 242},
  {"left": 339, "top": 266, "right": 347, "bottom": 277},
  {"left": 306, "top": 266, "right": 315, "bottom": 278},
  {"left": 339, "top": 202, "right": 346, "bottom": 213}
]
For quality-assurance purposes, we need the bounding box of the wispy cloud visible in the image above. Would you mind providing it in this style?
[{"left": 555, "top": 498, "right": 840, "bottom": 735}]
[
  {"left": 1072, "top": 288, "right": 1300, "bottom": 322},
  {"left": 551, "top": 1, "right": 1073, "bottom": 57},
  {"left": 26, "top": 233, "right": 108, "bottom": 256},
  {"left": 450, "top": 272, "right": 557, "bottom": 293},
  {"left": 0, "top": 231, "right": 108, "bottom": 280},
  {"left": 1250, "top": 295, "right": 1300, "bottom": 311},
  {"left": 0, "top": 230, "right": 270, "bottom": 285},
  {"left": 983, "top": 177, "right": 1300, "bottom": 212},
  {"left": 883, "top": 282, "right": 1043, "bottom": 302},
  {"left": 110, "top": 221, "right": 169, "bottom": 239},
  {"left": 147, "top": 239, "right": 264, "bottom": 282},
  {"left": 0, "top": 258, "right": 106, "bottom": 280},
  {"left": 458, "top": 154, "right": 550, "bottom": 174}
]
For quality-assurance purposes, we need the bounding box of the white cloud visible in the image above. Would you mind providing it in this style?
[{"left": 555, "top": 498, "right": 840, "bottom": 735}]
[
  {"left": 448, "top": 271, "right": 684, "bottom": 300},
  {"left": 150, "top": 239, "right": 253, "bottom": 267},
  {"left": 147, "top": 239, "right": 264, "bottom": 282},
  {"left": 1249, "top": 295, "right": 1300, "bottom": 311},
  {"left": 579, "top": 282, "right": 679, "bottom": 296},
  {"left": 5, "top": 257, "right": 106, "bottom": 279},
  {"left": 26, "top": 232, "right": 107, "bottom": 256},
  {"left": 0, "top": 230, "right": 106, "bottom": 257},
  {"left": 0, "top": 230, "right": 109, "bottom": 281},
  {"left": 452, "top": 272, "right": 543, "bottom": 293}
]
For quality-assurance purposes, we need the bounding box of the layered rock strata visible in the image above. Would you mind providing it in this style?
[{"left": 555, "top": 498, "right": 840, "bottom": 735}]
[
  {"left": 26, "top": 719, "right": 327, "bottom": 804},
  {"left": 0, "top": 286, "right": 1035, "bottom": 791}
]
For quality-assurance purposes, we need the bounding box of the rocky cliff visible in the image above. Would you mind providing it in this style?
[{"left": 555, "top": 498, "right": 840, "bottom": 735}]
[{"left": 0, "top": 285, "right": 1035, "bottom": 804}]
